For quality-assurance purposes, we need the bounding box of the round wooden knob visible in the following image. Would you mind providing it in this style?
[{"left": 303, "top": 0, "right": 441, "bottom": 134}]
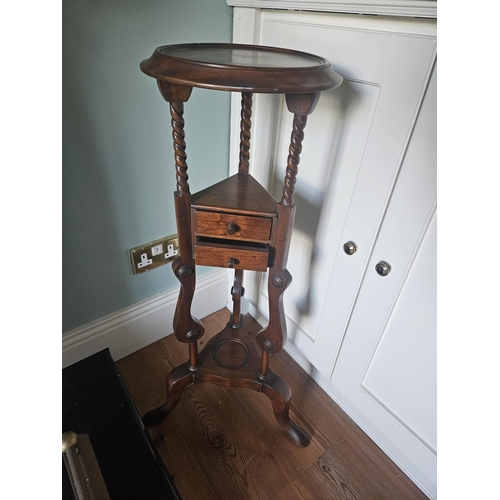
[
  {"left": 227, "top": 222, "right": 237, "bottom": 235},
  {"left": 177, "top": 265, "right": 193, "bottom": 277}
]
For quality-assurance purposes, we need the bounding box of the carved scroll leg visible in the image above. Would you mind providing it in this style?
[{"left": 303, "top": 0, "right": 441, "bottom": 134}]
[
  {"left": 172, "top": 256, "right": 204, "bottom": 370},
  {"left": 142, "top": 362, "right": 193, "bottom": 427},
  {"left": 262, "top": 372, "right": 310, "bottom": 447},
  {"left": 256, "top": 266, "right": 293, "bottom": 378},
  {"left": 231, "top": 269, "right": 244, "bottom": 328}
]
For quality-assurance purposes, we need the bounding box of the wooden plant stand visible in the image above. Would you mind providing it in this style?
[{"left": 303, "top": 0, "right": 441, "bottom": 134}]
[{"left": 140, "top": 43, "right": 342, "bottom": 447}]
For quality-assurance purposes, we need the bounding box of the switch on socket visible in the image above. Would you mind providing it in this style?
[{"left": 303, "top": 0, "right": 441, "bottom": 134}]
[{"left": 129, "top": 234, "right": 179, "bottom": 275}]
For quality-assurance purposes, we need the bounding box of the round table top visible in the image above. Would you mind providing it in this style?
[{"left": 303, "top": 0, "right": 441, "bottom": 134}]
[{"left": 140, "top": 43, "right": 342, "bottom": 94}]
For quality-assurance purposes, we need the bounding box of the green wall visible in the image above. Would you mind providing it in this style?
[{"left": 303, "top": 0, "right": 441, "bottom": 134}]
[{"left": 63, "top": 0, "right": 233, "bottom": 333}]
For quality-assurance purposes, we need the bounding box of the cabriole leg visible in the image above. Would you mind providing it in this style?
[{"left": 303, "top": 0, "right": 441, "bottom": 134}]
[
  {"left": 142, "top": 363, "right": 193, "bottom": 427},
  {"left": 262, "top": 372, "right": 310, "bottom": 447}
]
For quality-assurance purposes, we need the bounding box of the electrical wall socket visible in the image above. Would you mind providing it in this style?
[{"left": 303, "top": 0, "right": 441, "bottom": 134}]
[{"left": 129, "top": 234, "right": 179, "bottom": 275}]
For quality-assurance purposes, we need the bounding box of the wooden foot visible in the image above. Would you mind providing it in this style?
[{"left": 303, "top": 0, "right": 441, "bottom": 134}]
[
  {"left": 142, "top": 362, "right": 193, "bottom": 427},
  {"left": 262, "top": 371, "right": 310, "bottom": 447}
]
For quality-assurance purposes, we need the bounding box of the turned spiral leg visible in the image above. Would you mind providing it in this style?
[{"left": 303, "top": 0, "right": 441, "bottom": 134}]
[
  {"left": 238, "top": 92, "right": 253, "bottom": 174},
  {"left": 281, "top": 113, "right": 307, "bottom": 207},
  {"left": 170, "top": 101, "right": 191, "bottom": 197}
]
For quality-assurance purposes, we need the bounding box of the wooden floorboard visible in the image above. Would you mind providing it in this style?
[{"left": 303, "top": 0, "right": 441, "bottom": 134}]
[{"left": 116, "top": 308, "right": 428, "bottom": 500}]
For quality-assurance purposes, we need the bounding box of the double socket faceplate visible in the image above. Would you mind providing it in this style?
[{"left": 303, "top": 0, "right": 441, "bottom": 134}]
[{"left": 129, "top": 234, "right": 179, "bottom": 275}]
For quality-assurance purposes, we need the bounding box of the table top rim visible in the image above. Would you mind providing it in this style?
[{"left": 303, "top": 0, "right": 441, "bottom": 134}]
[
  {"left": 140, "top": 42, "right": 343, "bottom": 94},
  {"left": 154, "top": 42, "right": 332, "bottom": 70}
]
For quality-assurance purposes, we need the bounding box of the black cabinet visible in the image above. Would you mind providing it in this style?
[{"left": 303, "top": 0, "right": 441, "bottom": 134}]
[{"left": 62, "top": 349, "right": 180, "bottom": 499}]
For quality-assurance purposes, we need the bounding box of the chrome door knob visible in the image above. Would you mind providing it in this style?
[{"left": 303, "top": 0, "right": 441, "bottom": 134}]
[
  {"left": 343, "top": 241, "right": 358, "bottom": 255},
  {"left": 375, "top": 261, "right": 391, "bottom": 276}
]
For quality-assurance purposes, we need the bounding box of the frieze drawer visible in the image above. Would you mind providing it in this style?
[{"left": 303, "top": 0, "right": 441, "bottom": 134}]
[
  {"left": 194, "top": 237, "right": 270, "bottom": 272},
  {"left": 194, "top": 210, "right": 272, "bottom": 243}
]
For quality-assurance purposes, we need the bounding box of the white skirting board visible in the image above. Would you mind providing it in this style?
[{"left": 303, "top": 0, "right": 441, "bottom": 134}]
[{"left": 62, "top": 269, "right": 229, "bottom": 368}]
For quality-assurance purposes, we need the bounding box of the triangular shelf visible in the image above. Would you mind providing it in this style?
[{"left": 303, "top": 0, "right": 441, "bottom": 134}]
[{"left": 191, "top": 173, "right": 279, "bottom": 217}]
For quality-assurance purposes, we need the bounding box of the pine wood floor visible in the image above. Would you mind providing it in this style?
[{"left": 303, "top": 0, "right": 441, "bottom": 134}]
[{"left": 116, "top": 308, "right": 427, "bottom": 500}]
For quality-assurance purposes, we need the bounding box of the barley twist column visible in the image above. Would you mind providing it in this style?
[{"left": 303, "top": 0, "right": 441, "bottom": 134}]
[
  {"left": 238, "top": 92, "right": 253, "bottom": 174},
  {"left": 170, "top": 102, "right": 190, "bottom": 196},
  {"left": 281, "top": 113, "right": 307, "bottom": 207}
]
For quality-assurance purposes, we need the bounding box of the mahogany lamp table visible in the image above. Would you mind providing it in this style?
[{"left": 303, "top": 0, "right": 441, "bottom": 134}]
[{"left": 140, "top": 43, "right": 343, "bottom": 447}]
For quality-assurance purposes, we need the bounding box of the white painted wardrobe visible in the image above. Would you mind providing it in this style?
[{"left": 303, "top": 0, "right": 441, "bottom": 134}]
[{"left": 226, "top": 3, "right": 437, "bottom": 498}]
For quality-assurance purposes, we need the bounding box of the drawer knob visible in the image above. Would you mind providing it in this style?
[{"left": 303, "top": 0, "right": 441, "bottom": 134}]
[
  {"left": 227, "top": 222, "right": 237, "bottom": 235},
  {"left": 226, "top": 257, "right": 237, "bottom": 268}
]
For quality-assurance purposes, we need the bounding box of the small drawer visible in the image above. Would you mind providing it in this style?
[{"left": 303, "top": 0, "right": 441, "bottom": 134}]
[
  {"left": 194, "top": 211, "right": 272, "bottom": 242},
  {"left": 194, "top": 238, "right": 269, "bottom": 272}
]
